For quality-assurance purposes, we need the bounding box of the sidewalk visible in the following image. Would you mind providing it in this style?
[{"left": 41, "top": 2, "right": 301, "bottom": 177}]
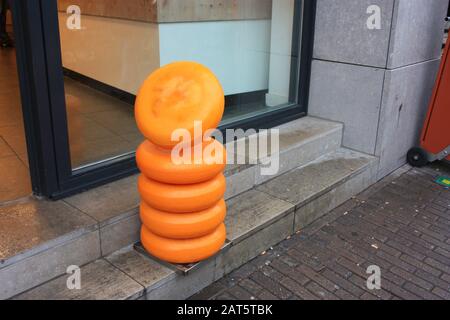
[{"left": 192, "top": 163, "right": 450, "bottom": 300}]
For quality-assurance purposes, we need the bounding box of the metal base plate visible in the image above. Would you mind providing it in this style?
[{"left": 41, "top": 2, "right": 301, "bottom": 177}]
[{"left": 134, "top": 240, "right": 231, "bottom": 276}]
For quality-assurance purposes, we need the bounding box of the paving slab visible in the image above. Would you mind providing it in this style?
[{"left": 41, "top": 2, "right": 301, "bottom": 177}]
[
  {"left": 227, "top": 117, "right": 343, "bottom": 185},
  {"left": 15, "top": 259, "right": 144, "bottom": 300},
  {"left": 257, "top": 149, "right": 376, "bottom": 209},
  {"left": 0, "top": 197, "right": 97, "bottom": 269},
  {"left": 2, "top": 231, "right": 101, "bottom": 300},
  {"left": 106, "top": 247, "right": 175, "bottom": 290},
  {"left": 64, "top": 175, "right": 140, "bottom": 225},
  {"left": 225, "top": 190, "right": 294, "bottom": 244}
]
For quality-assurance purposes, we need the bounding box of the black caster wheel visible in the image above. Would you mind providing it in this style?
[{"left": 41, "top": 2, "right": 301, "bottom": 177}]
[{"left": 407, "top": 147, "right": 429, "bottom": 167}]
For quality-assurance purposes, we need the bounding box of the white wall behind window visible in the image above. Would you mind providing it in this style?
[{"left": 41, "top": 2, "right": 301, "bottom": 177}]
[
  {"left": 59, "top": 15, "right": 272, "bottom": 97},
  {"left": 266, "top": 0, "right": 295, "bottom": 106},
  {"left": 59, "top": 13, "right": 161, "bottom": 95},
  {"left": 159, "top": 20, "right": 272, "bottom": 96}
]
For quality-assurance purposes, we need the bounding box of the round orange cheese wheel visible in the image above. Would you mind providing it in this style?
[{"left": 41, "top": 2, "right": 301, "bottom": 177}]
[
  {"left": 136, "top": 139, "right": 227, "bottom": 185},
  {"left": 138, "top": 173, "right": 226, "bottom": 213},
  {"left": 140, "top": 199, "right": 226, "bottom": 239},
  {"left": 135, "top": 61, "right": 225, "bottom": 149},
  {"left": 141, "top": 223, "right": 226, "bottom": 264}
]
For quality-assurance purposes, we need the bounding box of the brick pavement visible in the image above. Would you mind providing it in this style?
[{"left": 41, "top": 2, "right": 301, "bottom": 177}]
[{"left": 191, "top": 163, "right": 450, "bottom": 300}]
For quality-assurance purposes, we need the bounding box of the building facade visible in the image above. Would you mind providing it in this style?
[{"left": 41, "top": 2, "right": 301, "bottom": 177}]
[
  {"left": 310, "top": 0, "right": 448, "bottom": 180},
  {"left": 0, "top": 0, "right": 448, "bottom": 300}
]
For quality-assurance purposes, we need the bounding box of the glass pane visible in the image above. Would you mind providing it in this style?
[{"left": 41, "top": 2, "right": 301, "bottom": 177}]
[
  {"left": 0, "top": 2, "right": 33, "bottom": 201},
  {"left": 57, "top": 0, "right": 301, "bottom": 169}
]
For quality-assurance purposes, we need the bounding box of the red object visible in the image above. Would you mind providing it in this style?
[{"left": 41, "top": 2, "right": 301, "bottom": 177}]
[
  {"left": 422, "top": 41, "right": 450, "bottom": 160},
  {"left": 408, "top": 40, "right": 450, "bottom": 166}
]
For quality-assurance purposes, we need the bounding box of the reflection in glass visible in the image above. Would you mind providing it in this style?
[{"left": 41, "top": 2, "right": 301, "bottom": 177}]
[{"left": 57, "top": 0, "right": 300, "bottom": 169}]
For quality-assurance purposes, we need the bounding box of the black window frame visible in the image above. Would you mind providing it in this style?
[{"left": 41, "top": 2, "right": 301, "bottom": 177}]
[{"left": 11, "top": 0, "right": 317, "bottom": 199}]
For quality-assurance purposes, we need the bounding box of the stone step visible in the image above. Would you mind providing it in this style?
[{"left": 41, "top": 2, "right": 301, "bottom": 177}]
[
  {"left": 14, "top": 148, "right": 378, "bottom": 300},
  {"left": 0, "top": 117, "right": 342, "bottom": 300},
  {"left": 225, "top": 117, "right": 343, "bottom": 199}
]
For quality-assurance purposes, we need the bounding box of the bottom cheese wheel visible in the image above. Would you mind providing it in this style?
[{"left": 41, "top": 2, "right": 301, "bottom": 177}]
[
  {"left": 141, "top": 223, "right": 226, "bottom": 264},
  {"left": 138, "top": 173, "right": 226, "bottom": 213},
  {"left": 140, "top": 200, "right": 226, "bottom": 239}
]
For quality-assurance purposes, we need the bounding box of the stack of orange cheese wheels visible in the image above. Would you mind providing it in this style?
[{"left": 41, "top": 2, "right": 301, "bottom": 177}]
[{"left": 135, "top": 61, "right": 227, "bottom": 264}]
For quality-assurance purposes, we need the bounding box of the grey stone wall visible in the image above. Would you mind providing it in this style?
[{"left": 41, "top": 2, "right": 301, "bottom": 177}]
[{"left": 308, "top": 0, "right": 448, "bottom": 180}]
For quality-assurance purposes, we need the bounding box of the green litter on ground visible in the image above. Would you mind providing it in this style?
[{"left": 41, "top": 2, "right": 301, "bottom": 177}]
[{"left": 436, "top": 176, "right": 450, "bottom": 187}]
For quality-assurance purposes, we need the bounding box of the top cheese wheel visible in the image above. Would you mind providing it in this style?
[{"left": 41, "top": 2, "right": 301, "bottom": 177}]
[{"left": 135, "top": 61, "right": 225, "bottom": 149}]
